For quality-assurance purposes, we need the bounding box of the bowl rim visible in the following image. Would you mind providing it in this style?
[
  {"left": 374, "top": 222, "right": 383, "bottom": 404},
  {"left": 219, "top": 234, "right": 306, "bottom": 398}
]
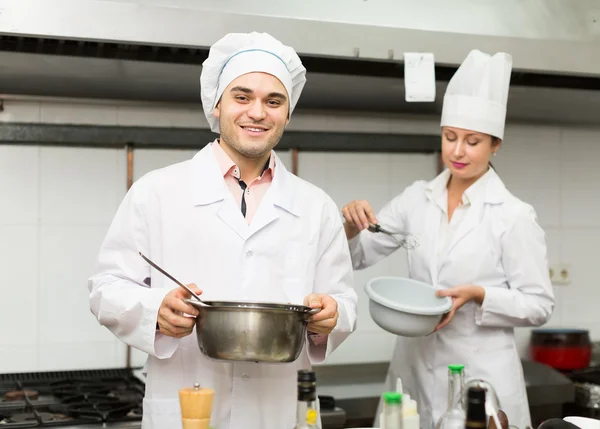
[{"left": 365, "top": 276, "right": 452, "bottom": 316}]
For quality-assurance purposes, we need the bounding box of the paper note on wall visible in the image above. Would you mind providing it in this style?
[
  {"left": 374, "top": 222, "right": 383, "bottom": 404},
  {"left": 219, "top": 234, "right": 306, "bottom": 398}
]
[{"left": 403, "top": 52, "right": 436, "bottom": 102}]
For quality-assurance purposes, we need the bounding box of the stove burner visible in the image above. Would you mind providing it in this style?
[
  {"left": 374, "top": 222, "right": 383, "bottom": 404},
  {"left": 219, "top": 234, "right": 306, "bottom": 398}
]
[
  {"left": 10, "top": 411, "right": 71, "bottom": 423},
  {"left": 108, "top": 390, "right": 144, "bottom": 403},
  {"left": 3, "top": 389, "right": 40, "bottom": 401},
  {"left": 0, "top": 368, "right": 146, "bottom": 427},
  {"left": 68, "top": 401, "right": 137, "bottom": 421},
  {"left": 62, "top": 394, "right": 121, "bottom": 405},
  {"left": 127, "top": 406, "right": 143, "bottom": 418},
  {"left": 51, "top": 382, "right": 111, "bottom": 399}
]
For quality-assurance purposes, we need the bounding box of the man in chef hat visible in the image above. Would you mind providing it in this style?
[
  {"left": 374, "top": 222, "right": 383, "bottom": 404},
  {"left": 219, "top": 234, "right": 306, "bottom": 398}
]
[
  {"left": 342, "top": 48, "right": 553, "bottom": 429},
  {"left": 89, "top": 32, "right": 357, "bottom": 429},
  {"left": 201, "top": 31, "right": 307, "bottom": 138}
]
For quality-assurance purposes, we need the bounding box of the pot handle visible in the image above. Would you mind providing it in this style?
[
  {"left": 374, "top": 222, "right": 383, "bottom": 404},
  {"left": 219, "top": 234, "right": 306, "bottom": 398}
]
[{"left": 183, "top": 298, "right": 206, "bottom": 308}]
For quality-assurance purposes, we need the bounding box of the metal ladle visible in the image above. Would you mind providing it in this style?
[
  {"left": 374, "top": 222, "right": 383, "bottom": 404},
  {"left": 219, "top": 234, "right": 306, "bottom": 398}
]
[
  {"left": 367, "top": 223, "right": 419, "bottom": 249},
  {"left": 138, "top": 252, "right": 209, "bottom": 306}
]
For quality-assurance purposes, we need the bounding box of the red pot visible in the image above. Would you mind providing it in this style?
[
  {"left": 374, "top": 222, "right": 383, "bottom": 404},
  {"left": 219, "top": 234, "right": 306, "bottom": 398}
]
[{"left": 530, "top": 329, "right": 591, "bottom": 371}]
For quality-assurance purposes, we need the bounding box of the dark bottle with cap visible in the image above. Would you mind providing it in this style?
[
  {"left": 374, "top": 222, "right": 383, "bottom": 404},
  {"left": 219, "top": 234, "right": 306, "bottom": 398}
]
[
  {"left": 297, "top": 369, "right": 316, "bottom": 388},
  {"left": 293, "top": 370, "right": 318, "bottom": 429},
  {"left": 464, "top": 387, "right": 487, "bottom": 429}
]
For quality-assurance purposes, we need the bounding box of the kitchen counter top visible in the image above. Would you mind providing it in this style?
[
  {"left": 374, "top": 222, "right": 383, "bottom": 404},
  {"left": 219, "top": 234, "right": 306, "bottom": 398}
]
[
  {"left": 43, "top": 410, "right": 342, "bottom": 428},
  {"left": 523, "top": 360, "right": 575, "bottom": 407},
  {"left": 45, "top": 424, "right": 142, "bottom": 429},
  {"left": 321, "top": 360, "right": 576, "bottom": 427}
]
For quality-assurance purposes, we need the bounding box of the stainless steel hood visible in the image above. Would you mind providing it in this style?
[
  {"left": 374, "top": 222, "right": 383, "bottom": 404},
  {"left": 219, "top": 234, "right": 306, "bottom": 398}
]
[
  {"left": 2, "top": 50, "right": 600, "bottom": 126},
  {"left": 1, "top": 0, "right": 600, "bottom": 126},
  {"left": 2, "top": 0, "right": 599, "bottom": 75}
]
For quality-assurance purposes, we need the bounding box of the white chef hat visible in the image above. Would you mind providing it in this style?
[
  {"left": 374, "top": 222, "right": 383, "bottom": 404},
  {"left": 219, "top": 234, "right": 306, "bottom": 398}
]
[
  {"left": 440, "top": 49, "right": 513, "bottom": 140},
  {"left": 200, "top": 32, "right": 307, "bottom": 133}
]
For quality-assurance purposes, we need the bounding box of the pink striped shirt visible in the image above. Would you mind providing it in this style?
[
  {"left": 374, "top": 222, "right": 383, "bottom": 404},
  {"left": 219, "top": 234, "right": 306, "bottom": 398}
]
[{"left": 212, "top": 140, "right": 275, "bottom": 224}]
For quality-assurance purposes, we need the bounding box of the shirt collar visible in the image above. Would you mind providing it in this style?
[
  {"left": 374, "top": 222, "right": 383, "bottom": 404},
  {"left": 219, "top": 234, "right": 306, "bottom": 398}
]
[
  {"left": 211, "top": 139, "right": 275, "bottom": 181},
  {"left": 425, "top": 166, "right": 496, "bottom": 207},
  {"left": 425, "top": 168, "right": 451, "bottom": 202},
  {"left": 463, "top": 167, "right": 494, "bottom": 205}
]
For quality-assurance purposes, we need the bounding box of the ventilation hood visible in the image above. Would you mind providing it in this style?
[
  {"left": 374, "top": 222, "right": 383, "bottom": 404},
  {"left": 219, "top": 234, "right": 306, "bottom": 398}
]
[{"left": 1, "top": 0, "right": 600, "bottom": 125}]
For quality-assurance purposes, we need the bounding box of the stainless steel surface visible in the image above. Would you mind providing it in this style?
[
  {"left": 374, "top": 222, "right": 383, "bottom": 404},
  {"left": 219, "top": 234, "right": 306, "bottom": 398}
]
[
  {"left": 48, "top": 409, "right": 338, "bottom": 429},
  {"left": 573, "top": 382, "right": 600, "bottom": 408},
  {"left": 522, "top": 360, "right": 575, "bottom": 428},
  {"left": 138, "top": 251, "right": 206, "bottom": 304},
  {"left": 336, "top": 396, "right": 380, "bottom": 428},
  {"left": 46, "top": 424, "right": 141, "bottom": 429},
  {"left": 186, "top": 299, "right": 319, "bottom": 363},
  {"left": 3, "top": 1, "right": 599, "bottom": 80},
  {"left": 589, "top": 342, "right": 600, "bottom": 367},
  {"left": 562, "top": 366, "right": 600, "bottom": 419},
  {"left": 2, "top": 49, "right": 600, "bottom": 128},
  {"left": 0, "top": 123, "right": 441, "bottom": 153},
  {"left": 321, "top": 407, "right": 346, "bottom": 429},
  {"left": 318, "top": 360, "right": 576, "bottom": 428},
  {"left": 522, "top": 360, "right": 575, "bottom": 407}
]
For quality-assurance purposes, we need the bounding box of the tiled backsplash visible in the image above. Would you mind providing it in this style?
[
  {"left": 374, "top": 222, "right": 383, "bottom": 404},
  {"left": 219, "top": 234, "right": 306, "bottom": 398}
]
[{"left": 1, "top": 98, "right": 599, "bottom": 375}]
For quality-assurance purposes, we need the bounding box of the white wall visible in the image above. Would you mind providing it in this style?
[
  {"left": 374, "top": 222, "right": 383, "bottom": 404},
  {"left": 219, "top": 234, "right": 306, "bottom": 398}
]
[
  {"left": 1, "top": 98, "right": 599, "bottom": 376},
  {"left": 0, "top": 143, "right": 127, "bottom": 372}
]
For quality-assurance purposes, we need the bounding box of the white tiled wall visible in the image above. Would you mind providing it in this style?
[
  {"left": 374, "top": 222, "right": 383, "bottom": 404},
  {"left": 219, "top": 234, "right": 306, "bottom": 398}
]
[
  {"left": 0, "top": 143, "right": 127, "bottom": 372},
  {"left": 299, "top": 151, "right": 438, "bottom": 365},
  {"left": 1, "top": 98, "right": 600, "bottom": 375}
]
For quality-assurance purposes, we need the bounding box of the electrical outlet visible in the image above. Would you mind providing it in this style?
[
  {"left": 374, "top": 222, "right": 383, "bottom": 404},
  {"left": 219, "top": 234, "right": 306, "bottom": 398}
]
[{"left": 549, "top": 264, "right": 571, "bottom": 286}]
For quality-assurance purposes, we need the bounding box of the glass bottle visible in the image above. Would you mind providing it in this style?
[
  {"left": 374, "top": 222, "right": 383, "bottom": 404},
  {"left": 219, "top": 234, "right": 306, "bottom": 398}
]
[
  {"left": 382, "top": 392, "right": 403, "bottom": 429},
  {"left": 436, "top": 364, "right": 466, "bottom": 429},
  {"left": 293, "top": 370, "right": 319, "bottom": 429},
  {"left": 464, "top": 386, "right": 487, "bottom": 429}
]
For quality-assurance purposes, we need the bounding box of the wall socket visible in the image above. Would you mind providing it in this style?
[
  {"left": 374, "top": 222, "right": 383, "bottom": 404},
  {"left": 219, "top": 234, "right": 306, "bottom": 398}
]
[{"left": 549, "top": 264, "right": 571, "bottom": 286}]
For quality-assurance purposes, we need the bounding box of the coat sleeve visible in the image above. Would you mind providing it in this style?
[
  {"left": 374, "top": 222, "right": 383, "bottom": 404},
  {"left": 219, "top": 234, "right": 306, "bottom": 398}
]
[
  {"left": 475, "top": 204, "right": 555, "bottom": 327},
  {"left": 88, "top": 178, "right": 180, "bottom": 359},
  {"left": 306, "top": 193, "right": 359, "bottom": 364},
  {"left": 348, "top": 182, "right": 423, "bottom": 270}
]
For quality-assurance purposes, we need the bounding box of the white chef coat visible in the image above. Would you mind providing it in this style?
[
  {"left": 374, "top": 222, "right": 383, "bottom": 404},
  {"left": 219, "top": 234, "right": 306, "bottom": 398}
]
[
  {"left": 434, "top": 168, "right": 493, "bottom": 261},
  {"left": 350, "top": 167, "right": 554, "bottom": 429},
  {"left": 88, "top": 143, "right": 358, "bottom": 429}
]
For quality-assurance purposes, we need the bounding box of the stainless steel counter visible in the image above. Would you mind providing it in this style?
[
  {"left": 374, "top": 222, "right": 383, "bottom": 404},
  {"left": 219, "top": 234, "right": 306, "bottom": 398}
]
[
  {"left": 523, "top": 360, "right": 575, "bottom": 428},
  {"left": 315, "top": 360, "right": 576, "bottom": 428},
  {"left": 43, "top": 408, "right": 343, "bottom": 428},
  {"left": 523, "top": 360, "right": 575, "bottom": 407},
  {"left": 322, "top": 406, "right": 347, "bottom": 428},
  {"left": 45, "top": 424, "right": 142, "bottom": 429}
]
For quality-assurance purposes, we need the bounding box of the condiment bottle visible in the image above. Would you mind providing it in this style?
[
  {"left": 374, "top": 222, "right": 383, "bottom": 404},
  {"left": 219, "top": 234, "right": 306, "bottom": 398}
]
[{"left": 179, "top": 383, "right": 215, "bottom": 429}]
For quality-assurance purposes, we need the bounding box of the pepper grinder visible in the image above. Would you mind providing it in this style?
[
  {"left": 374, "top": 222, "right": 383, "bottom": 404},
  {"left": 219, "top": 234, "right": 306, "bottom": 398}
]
[{"left": 179, "top": 383, "right": 214, "bottom": 429}]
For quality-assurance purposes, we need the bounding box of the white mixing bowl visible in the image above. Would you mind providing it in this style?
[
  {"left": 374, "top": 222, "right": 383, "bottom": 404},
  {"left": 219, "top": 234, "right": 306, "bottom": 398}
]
[
  {"left": 366, "top": 276, "right": 453, "bottom": 337},
  {"left": 564, "top": 417, "right": 600, "bottom": 429}
]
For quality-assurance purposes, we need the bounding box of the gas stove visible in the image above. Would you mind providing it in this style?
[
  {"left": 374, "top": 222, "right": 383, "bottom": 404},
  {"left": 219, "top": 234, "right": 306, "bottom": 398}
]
[{"left": 0, "top": 368, "right": 143, "bottom": 428}]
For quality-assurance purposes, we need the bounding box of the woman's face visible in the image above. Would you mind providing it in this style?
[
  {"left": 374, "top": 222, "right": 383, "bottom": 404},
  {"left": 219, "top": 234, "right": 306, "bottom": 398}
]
[{"left": 441, "top": 126, "right": 500, "bottom": 182}]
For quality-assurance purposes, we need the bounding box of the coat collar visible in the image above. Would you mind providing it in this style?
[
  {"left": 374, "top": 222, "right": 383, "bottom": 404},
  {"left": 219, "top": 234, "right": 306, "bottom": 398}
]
[
  {"left": 189, "top": 143, "right": 299, "bottom": 216},
  {"left": 425, "top": 166, "right": 509, "bottom": 275}
]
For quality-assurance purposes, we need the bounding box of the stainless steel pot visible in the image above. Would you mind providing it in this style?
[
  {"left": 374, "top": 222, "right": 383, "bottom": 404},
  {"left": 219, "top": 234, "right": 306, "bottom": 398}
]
[{"left": 185, "top": 299, "right": 320, "bottom": 363}]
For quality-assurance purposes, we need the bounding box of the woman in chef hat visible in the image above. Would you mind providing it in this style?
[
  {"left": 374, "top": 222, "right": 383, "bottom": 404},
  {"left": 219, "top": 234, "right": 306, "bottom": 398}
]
[{"left": 342, "top": 50, "right": 555, "bottom": 429}]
